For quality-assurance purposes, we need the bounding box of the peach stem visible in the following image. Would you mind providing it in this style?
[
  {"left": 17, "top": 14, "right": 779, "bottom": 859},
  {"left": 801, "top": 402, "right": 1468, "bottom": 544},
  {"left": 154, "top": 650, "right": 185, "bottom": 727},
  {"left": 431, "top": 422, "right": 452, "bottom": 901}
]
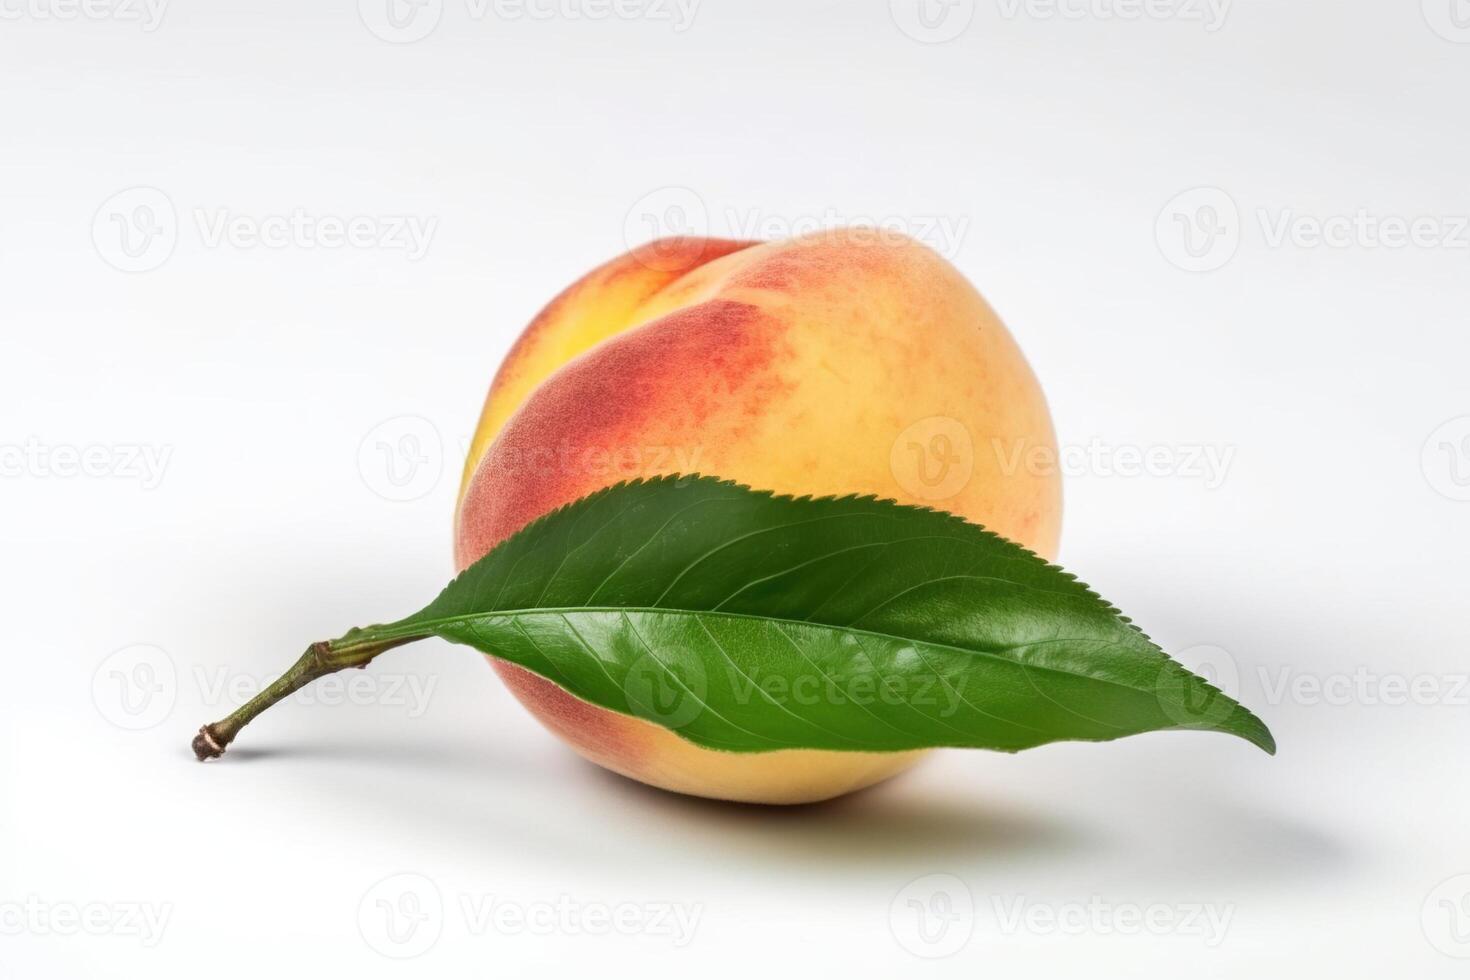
[{"left": 191, "top": 629, "right": 424, "bottom": 761}]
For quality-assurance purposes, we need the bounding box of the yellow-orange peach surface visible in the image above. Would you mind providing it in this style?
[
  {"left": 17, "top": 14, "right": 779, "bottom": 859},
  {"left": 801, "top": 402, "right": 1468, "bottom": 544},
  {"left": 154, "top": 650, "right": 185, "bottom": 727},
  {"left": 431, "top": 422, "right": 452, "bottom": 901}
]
[{"left": 455, "top": 231, "right": 1062, "bottom": 804}]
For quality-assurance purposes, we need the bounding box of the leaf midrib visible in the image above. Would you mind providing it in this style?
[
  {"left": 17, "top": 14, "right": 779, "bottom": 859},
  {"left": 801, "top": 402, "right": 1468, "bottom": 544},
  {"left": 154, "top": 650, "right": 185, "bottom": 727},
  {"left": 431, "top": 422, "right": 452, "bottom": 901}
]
[{"left": 394, "top": 604, "right": 1196, "bottom": 708}]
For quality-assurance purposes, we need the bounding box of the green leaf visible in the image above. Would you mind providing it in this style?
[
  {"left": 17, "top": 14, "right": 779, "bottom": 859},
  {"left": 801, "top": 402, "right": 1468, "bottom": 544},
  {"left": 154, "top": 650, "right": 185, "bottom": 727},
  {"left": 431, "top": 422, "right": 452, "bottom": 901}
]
[{"left": 374, "top": 475, "right": 1274, "bottom": 755}]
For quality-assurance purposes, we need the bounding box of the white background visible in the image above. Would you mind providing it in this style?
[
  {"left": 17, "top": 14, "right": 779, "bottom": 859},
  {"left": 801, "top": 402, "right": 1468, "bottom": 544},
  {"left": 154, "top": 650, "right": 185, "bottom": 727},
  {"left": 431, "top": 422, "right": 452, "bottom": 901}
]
[{"left": 3, "top": 1, "right": 1469, "bottom": 976}]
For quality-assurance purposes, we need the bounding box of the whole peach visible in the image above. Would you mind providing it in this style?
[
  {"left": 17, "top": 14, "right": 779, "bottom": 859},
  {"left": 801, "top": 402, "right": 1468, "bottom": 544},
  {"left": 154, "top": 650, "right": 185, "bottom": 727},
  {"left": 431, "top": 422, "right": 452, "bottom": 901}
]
[{"left": 455, "top": 231, "right": 1061, "bottom": 804}]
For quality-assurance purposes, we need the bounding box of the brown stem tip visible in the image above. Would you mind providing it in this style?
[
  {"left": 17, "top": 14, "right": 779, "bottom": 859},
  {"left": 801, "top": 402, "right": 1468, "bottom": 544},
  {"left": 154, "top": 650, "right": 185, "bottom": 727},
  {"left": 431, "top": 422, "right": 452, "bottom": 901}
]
[{"left": 192, "top": 725, "right": 226, "bottom": 761}]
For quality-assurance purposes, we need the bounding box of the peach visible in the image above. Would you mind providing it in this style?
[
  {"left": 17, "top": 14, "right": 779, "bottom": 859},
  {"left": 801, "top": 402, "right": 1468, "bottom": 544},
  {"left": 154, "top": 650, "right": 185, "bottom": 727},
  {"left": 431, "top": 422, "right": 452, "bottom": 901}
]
[{"left": 455, "top": 230, "right": 1062, "bottom": 804}]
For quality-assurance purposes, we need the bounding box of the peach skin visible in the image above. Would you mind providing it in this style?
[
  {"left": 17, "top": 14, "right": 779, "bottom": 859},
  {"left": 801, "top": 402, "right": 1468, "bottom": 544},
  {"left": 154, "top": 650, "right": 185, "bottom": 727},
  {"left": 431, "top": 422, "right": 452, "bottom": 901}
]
[{"left": 455, "top": 230, "right": 1062, "bottom": 804}]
